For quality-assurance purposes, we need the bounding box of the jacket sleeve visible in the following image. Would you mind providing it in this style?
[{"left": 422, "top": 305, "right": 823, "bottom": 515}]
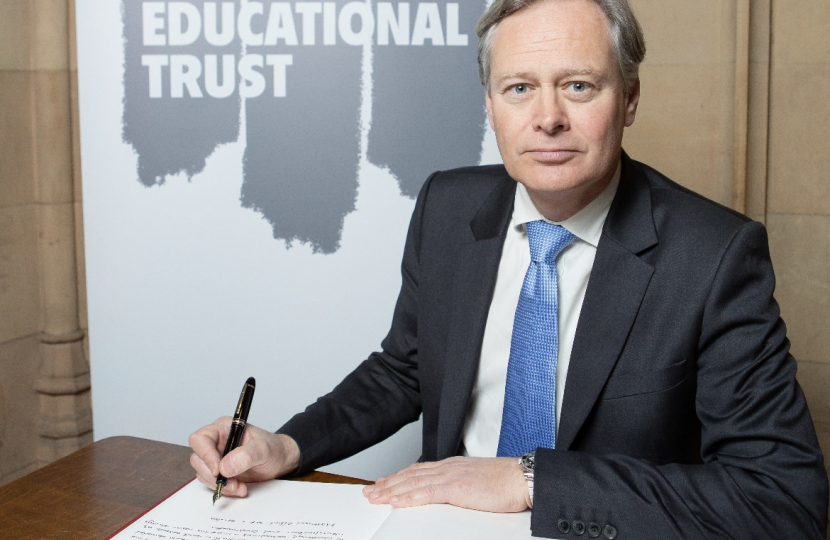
[
  {"left": 530, "top": 220, "right": 828, "bottom": 539},
  {"left": 275, "top": 173, "right": 438, "bottom": 475}
]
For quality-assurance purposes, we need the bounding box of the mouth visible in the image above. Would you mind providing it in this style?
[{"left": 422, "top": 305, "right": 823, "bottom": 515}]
[{"left": 524, "top": 149, "right": 579, "bottom": 164}]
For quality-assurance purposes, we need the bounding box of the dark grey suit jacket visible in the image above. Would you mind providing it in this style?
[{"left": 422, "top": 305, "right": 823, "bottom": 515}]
[{"left": 279, "top": 154, "right": 828, "bottom": 539}]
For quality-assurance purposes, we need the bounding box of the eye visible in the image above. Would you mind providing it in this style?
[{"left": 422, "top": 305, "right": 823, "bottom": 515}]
[
  {"left": 510, "top": 83, "right": 530, "bottom": 95},
  {"left": 569, "top": 82, "right": 589, "bottom": 93}
]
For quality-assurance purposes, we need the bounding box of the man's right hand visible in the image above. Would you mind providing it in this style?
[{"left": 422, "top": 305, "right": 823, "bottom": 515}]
[{"left": 189, "top": 417, "right": 301, "bottom": 498}]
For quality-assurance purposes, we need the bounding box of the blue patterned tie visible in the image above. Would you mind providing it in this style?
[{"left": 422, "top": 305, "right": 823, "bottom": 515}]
[{"left": 497, "top": 220, "right": 576, "bottom": 457}]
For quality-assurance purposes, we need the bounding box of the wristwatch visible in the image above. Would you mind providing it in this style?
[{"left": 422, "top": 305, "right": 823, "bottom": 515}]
[{"left": 520, "top": 450, "right": 536, "bottom": 506}]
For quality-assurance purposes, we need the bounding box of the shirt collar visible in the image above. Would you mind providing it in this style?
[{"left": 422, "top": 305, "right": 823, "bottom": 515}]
[{"left": 511, "top": 161, "right": 621, "bottom": 248}]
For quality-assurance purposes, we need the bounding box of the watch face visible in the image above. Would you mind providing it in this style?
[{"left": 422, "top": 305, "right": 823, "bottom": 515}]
[{"left": 521, "top": 450, "right": 536, "bottom": 472}]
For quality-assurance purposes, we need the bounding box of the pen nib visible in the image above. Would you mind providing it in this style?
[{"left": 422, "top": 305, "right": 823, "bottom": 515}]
[{"left": 213, "top": 484, "right": 223, "bottom": 505}]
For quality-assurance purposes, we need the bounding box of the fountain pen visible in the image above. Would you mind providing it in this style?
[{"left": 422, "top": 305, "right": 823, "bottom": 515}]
[{"left": 213, "top": 376, "right": 256, "bottom": 505}]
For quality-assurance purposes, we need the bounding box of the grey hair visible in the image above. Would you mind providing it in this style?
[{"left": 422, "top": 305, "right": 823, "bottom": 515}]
[{"left": 476, "top": 0, "right": 646, "bottom": 94}]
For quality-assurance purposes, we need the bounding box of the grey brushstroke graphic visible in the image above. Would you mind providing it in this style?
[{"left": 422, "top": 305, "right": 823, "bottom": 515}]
[
  {"left": 123, "top": 0, "right": 241, "bottom": 185},
  {"left": 367, "top": 0, "right": 487, "bottom": 198},
  {"left": 241, "top": 2, "right": 361, "bottom": 254},
  {"left": 122, "top": 0, "right": 485, "bottom": 253}
]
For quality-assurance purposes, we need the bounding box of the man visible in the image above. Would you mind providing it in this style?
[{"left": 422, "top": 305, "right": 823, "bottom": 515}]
[{"left": 190, "top": 0, "right": 829, "bottom": 537}]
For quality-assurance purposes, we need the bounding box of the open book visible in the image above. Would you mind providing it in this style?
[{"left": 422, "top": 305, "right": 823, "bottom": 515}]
[{"left": 109, "top": 478, "right": 532, "bottom": 540}]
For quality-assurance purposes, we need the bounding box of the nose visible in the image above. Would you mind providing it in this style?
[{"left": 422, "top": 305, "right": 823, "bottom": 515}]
[{"left": 533, "top": 86, "right": 567, "bottom": 134}]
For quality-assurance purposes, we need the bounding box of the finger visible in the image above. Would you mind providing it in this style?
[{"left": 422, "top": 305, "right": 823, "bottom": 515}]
[
  {"left": 388, "top": 485, "right": 444, "bottom": 508},
  {"left": 189, "top": 435, "right": 220, "bottom": 477},
  {"left": 218, "top": 477, "right": 249, "bottom": 498},
  {"left": 188, "top": 417, "right": 232, "bottom": 476},
  {"left": 371, "top": 477, "right": 446, "bottom": 508},
  {"left": 190, "top": 454, "right": 247, "bottom": 499},
  {"left": 366, "top": 463, "right": 442, "bottom": 499},
  {"left": 372, "top": 459, "right": 450, "bottom": 491},
  {"left": 367, "top": 469, "right": 444, "bottom": 503},
  {"left": 367, "top": 461, "right": 443, "bottom": 492},
  {"left": 190, "top": 452, "right": 218, "bottom": 488}
]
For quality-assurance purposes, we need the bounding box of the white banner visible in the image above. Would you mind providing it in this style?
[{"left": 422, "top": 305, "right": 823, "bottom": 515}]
[{"left": 77, "top": 0, "right": 499, "bottom": 479}]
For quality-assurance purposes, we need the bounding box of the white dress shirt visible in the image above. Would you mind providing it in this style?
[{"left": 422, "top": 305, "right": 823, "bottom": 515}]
[{"left": 461, "top": 164, "right": 621, "bottom": 457}]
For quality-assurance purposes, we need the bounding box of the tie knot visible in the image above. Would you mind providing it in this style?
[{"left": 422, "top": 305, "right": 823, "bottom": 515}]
[{"left": 526, "top": 220, "right": 576, "bottom": 263}]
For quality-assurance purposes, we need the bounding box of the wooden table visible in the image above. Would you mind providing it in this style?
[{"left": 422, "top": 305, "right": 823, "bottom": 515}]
[{"left": 0, "top": 436, "right": 369, "bottom": 539}]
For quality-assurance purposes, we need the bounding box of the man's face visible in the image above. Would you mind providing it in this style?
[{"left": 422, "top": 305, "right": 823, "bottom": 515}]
[{"left": 485, "top": 0, "right": 639, "bottom": 219}]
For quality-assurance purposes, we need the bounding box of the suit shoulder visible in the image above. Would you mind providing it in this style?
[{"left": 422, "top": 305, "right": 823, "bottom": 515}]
[
  {"left": 427, "top": 164, "right": 510, "bottom": 191},
  {"left": 633, "top": 159, "right": 752, "bottom": 232},
  {"left": 419, "top": 164, "right": 511, "bottom": 211}
]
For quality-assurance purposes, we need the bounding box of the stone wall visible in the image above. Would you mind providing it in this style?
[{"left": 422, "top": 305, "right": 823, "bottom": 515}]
[
  {"left": 0, "top": 0, "right": 90, "bottom": 485},
  {"left": 766, "top": 0, "right": 830, "bottom": 497}
]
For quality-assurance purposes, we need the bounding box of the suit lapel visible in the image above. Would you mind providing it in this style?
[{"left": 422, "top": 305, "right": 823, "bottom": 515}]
[
  {"left": 557, "top": 155, "right": 658, "bottom": 450},
  {"left": 435, "top": 175, "right": 516, "bottom": 459}
]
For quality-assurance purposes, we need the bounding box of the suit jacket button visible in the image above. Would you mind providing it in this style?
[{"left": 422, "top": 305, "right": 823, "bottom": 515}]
[
  {"left": 572, "top": 520, "right": 585, "bottom": 535},
  {"left": 557, "top": 519, "right": 571, "bottom": 534},
  {"left": 603, "top": 525, "right": 618, "bottom": 539},
  {"left": 587, "top": 522, "right": 601, "bottom": 537}
]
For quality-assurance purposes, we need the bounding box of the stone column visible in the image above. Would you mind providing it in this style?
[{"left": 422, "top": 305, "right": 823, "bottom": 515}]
[{"left": 31, "top": 0, "right": 92, "bottom": 465}]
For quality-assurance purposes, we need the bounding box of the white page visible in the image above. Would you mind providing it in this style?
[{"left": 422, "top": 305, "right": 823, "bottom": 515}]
[
  {"left": 111, "top": 479, "right": 393, "bottom": 540},
  {"left": 371, "top": 504, "right": 533, "bottom": 540}
]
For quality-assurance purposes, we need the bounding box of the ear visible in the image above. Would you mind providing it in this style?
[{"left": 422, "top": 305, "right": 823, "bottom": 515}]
[
  {"left": 484, "top": 89, "right": 496, "bottom": 131},
  {"left": 624, "top": 79, "right": 640, "bottom": 127}
]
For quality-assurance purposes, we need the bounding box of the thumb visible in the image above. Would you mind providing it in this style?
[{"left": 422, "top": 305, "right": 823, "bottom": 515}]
[{"left": 220, "top": 446, "right": 254, "bottom": 478}]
